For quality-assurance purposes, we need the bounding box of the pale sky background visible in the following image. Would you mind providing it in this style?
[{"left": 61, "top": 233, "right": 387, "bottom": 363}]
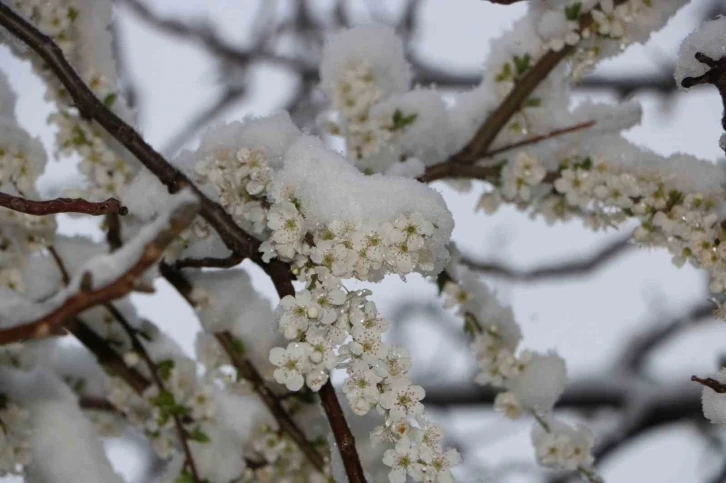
[{"left": 2, "top": 1, "right": 726, "bottom": 482}]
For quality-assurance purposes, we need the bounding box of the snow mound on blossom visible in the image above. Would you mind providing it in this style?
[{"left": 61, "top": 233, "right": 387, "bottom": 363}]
[
  {"left": 175, "top": 112, "right": 302, "bottom": 177},
  {"left": 509, "top": 352, "right": 566, "bottom": 412},
  {"left": 1, "top": 368, "right": 123, "bottom": 483},
  {"left": 271, "top": 136, "right": 455, "bottom": 274},
  {"left": 319, "top": 25, "right": 411, "bottom": 99},
  {"left": 675, "top": 16, "right": 726, "bottom": 88},
  {"left": 186, "top": 269, "right": 278, "bottom": 369},
  {"left": 369, "top": 88, "right": 453, "bottom": 166},
  {"left": 581, "top": 134, "right": 726, "bottom": 195}
]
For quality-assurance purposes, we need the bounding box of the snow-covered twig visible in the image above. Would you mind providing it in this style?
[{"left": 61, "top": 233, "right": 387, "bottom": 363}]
[
  {"left": 160, "top": 266, "right": 327, "bottom": 473},
  {"left": 0, "top": 192, "right": 128, "bottom": 216},
  {"left": 0, "top": 197, "right": 198, "bottom": 345}
]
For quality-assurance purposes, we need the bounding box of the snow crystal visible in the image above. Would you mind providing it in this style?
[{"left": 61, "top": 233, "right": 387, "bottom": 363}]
[
  {"left": 319, "top": 25, "right": 412, "bottom": 100},
  {"left": 509, "top": 352, "right": 567, "bottom": 412},
  {"left": 675, "top": 16, "right": 726, "bottom": 88}
]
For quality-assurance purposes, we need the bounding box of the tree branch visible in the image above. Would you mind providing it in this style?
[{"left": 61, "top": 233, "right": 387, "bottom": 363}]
[
  {"left": 107, "top": 302, "right": 201, "bottom": 483},
  {"left": 216, "top": 332, "right": 326, "bottom": 472},
  {"left": 160, "top": 264, "right": 326, "bottom": 473},
  {"left": 0, "top": 191, "right": 128, "bottom": 216},
  {"left": 0, "top": 3, "right": 294, "bottom": 297},
  {"left": 460, "top": 235, "right": 632, "bottom": 281},
  {"left": 172, "top": 253, "right": 245, "bottom": 270},
  {"left": 0, "top": 199, "right": 197, "bottom": 345},
  {"left": 319, "top": 381, "right": 366, "bottom": 483},
  {"left": 681, "top": 53, "right": 726, "bottom": 131}
]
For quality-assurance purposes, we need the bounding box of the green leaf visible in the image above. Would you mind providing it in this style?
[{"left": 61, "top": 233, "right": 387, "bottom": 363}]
[
  {"left": 157, "top": 359, "right": 175, "bottom": 381},
  {"left": 494, "top": 62, "right": 512, "bottom": 82},
  {"left": 230, "top": 337, "right": 246, "bottom": 355},
  {"left": 524, "top": 97, "right": 541, "bottom": 108},
  {"left": 102, "top": 93, "right": 117, "bottom": 108},
  {"left": 667, "top": 189, "right": 684, "bottom": 209},
  {"left": 435, "top": 271, "right": 449, "bottom": 296},
  {"left": 513, "top": 54, "right": 531, "bottom": 76},
  {"left": 389, "top": 109, "right": 418, "bottom": 131},
  {"left": 175, "top": 471, "right": 194, "bottom": 483},
  {"left": 68, "top": 7, "right": 79, "bottom": 22},
  {"left": 565, "top": 2, "right": 582, "bottom": 21},
  {"left": 188, "top": 427, "right": 211, "bottom": 443}
]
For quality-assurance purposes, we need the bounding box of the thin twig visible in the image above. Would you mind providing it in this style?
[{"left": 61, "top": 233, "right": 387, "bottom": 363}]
[
  {"left": 483, "top": 120, "right": 596, "bottom": 159},
  {"left": 107, "top": 303, "right": 201, "bottom": 483},
  {"left": 106, "top": 213, "right": 123, "bottom": 252},
  {"left": 159, "top": 264, "right": 326, "bottom": 472},
  {"left": 216, "top": 332, "right": 326, "bottom": 472},
  {"left": 173, "top": 253, "right": 245, "bottom": 270},
  {"left": 681, "top": 53, "right": 726, "bottom": 130},
  {"left": 461, "top": 235, "right": 631, "bottom": 281},
  {"left": 0, "top": 191, "right": 128, "bottom": 216},
  {"left": 0, "top": 200, "right": 197, "bottom": 345}
]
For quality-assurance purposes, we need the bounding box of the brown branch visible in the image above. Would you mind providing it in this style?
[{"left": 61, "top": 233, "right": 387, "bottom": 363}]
[
  {"left": 319, "top": 381, "right": 366, "bottom": 483},
  {"left": 79, "top": 396, "right": 118, "bottom": 412},
  {"left": 69, "top": 319, "right": 151, "bottom": 393},
  {"left": 119, "top": 0, "right": 310, "bottom": 75},
  {"left": 681, "top": 53, "right": 726, "bottom": 131},
  {"left": 483, "top": 120, "right": 596, "bottom": 158},
  {"left": 0, "top": 200, "right": 197, "bottom": 345},
  {"left": 172, "top": 253, "right": 245, "bottom": 270},
  {"left": 0, "top": 191, "right": 128, "bottom": 216},
  {"left": 418, "top": 121, "right": 596, "bottom": 183},
  {"left": 105, "top": 213, "right": 123, "bottom": 252},
  {"left": 216, "top": 332, "right": 326, "bottom": 472},
  {"left": 618, "top": 301, "right": 715, "bottom": 373},
  {"left": 692, "top": 375, "right": 726, "bottom": 394},
  {"left": 461, "top": 235, "right": 631, "bottom": 281},
  {"left": 107, "top": 302, "right": 201, "bottom": 483},
  {"left": 0, "top": 4, "right": 294, "bottom": 297},
  {"left": 160, "top": 264, "right": 326, "bottom": 472}
]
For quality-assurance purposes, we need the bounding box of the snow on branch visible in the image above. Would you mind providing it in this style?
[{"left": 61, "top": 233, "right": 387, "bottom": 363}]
[
  {"left": 0, "top": 192, "right": 198, "bottom": 345},
  {"left": 0, "top": 191, "right": 128, "bottom": 216}
]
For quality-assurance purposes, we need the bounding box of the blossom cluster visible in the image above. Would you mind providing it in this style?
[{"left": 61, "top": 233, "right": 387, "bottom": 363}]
[
  {"left": 0, "top": 72, "right": 56, "bottom": 290},
  {"left": 443, "top": 265, "right": 598, "bottom": 479},
  {"left": 0, "top": 396, "right": 32, "bottom": 476},
  {"left": 480, "top": 143, "right": 726, "bottom": 293},
  {"left": 9, "top": 0, "right": 136, "bottom": 200}
]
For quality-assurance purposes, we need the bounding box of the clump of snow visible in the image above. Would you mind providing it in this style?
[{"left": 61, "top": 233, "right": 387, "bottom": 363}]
[
  {"left": 319, "top": 25, "right": 411, "bottom": 100},
  {"left": 0, "top": 190, "right": 198, "bottom": 328},
  {"left": 509, "top": 352, "right": 567, "bottom": 412},
  {"left": 270, "top": 136, "right": 454, "bottom": 273},
  {"left": 1, "top": 368, "right": 124, "bottom": 483},
  {"left": 368, "top": 88, "right": 453, "bottom": 166},
  {"left": 122, "top": 170, "right": 176, "bottom": 222},
  {"left": 702, "top": 369, "right": 726, "bottom": 424},
  {"left": 187, "top": 268, "right": 278, "bottom": 369},
  {"left": 675, "top": 16, "right": 726, "bottom": 88}
]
